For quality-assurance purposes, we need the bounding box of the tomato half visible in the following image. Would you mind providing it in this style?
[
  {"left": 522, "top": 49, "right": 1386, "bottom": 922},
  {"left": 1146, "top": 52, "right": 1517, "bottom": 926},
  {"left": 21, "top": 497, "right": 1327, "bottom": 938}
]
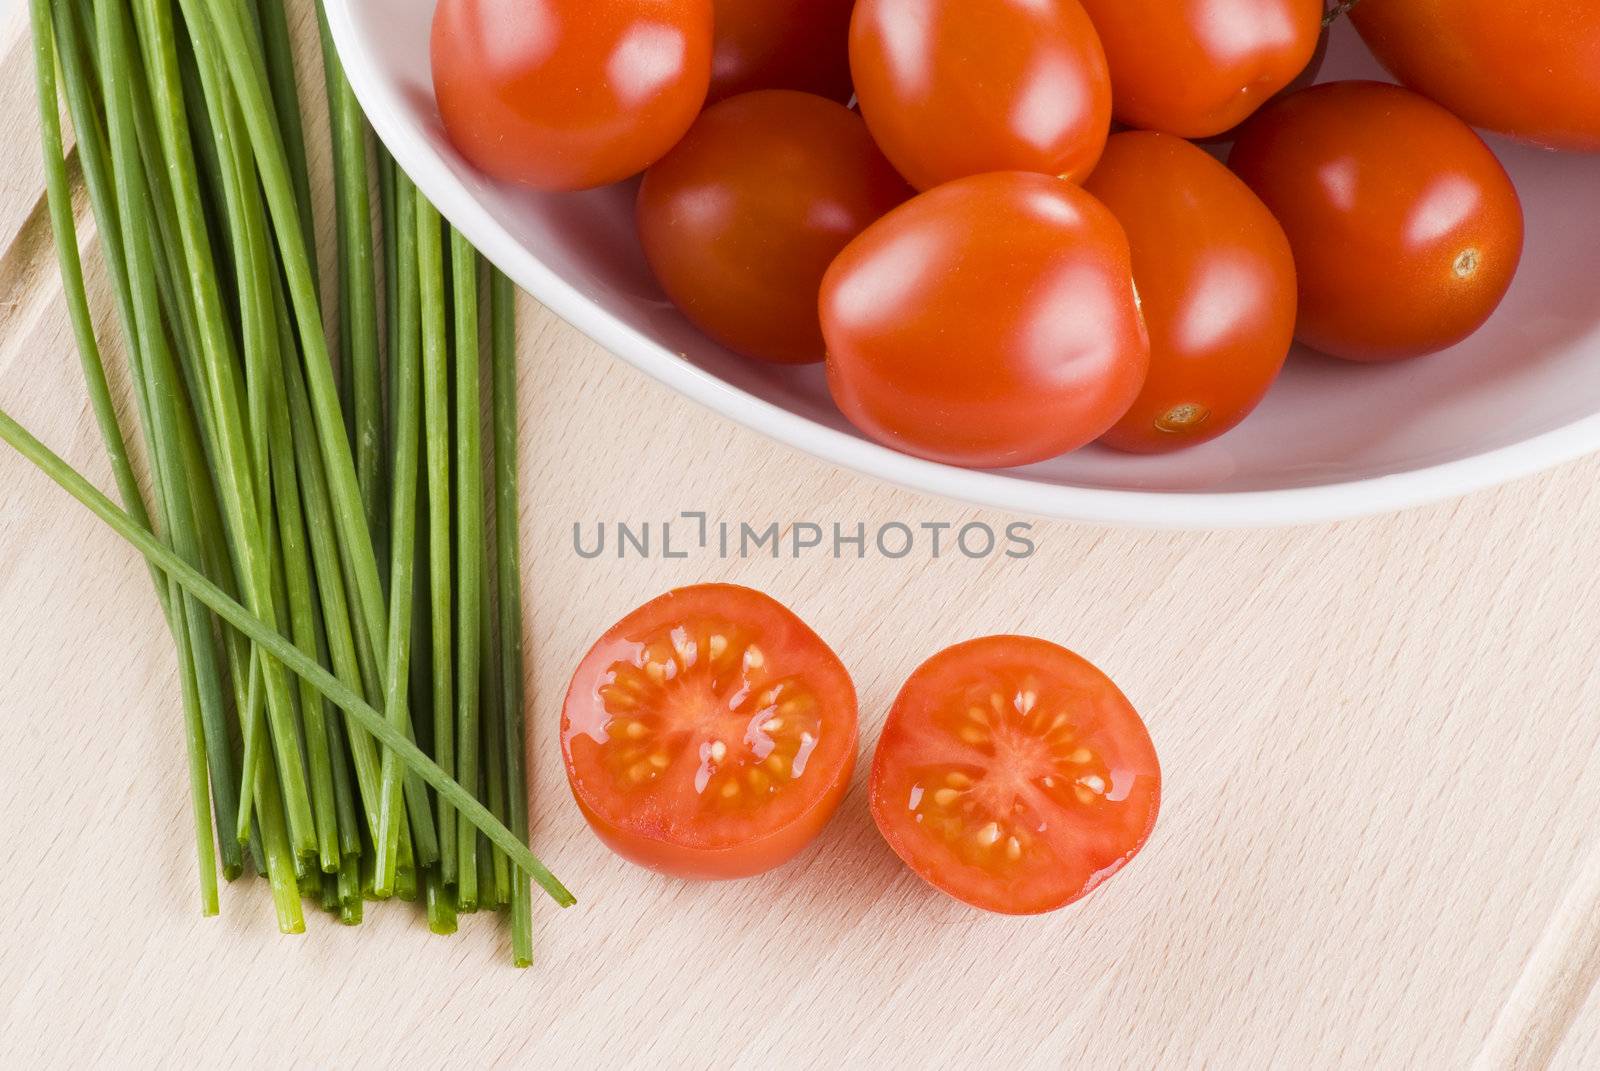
[
  {"left": 431, "top": 0, "right": 713, "bottom": 191},
  {"left": 1230, "top": 81, "right": 1524, "bottom": 363},
  {"left": 561, "top": 585, "right": 858, "bottom": 879},
  {"left": 820, "top": 172, "right": 1148, "bottom": 469},
  {"left": 1078, "top": 0, "right": 1323, "bottom": 139},
  {"left": 870, "top": 637, "right": 1160, "bottom": 915},
  {"left": 708, "top": 0, "right": 856, "bottom": 104},
  {"left": 848, "top": 0, "right": 1112, "bottom": 190},
  {"left": 1083, "top": 132, "right": 1296, "bottom": 453},
  {"left": 1351, "top": 0, "right": 1600, "bottom": 152},
  {"left": 637, "top": 91, "right": 911, "bottom": 365}
]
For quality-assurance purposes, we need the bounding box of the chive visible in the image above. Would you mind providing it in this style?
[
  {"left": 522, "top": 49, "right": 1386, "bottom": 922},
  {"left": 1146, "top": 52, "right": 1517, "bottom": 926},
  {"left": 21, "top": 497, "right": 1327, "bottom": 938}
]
[
  {"left": 373, "top": 166, "right": 422, "bottom": 896},
  {"left": 492, "top": 268, "right": 535, "bottom": 966},
  {"left": 0, "top": 409, "right": 576, "bottom": 906},
  {"left": 253, "top": 0, "right": 317, "bottom": 281},
  {"left": 137, "top": 0, "right": 316, "bottom": 861},
  {"left": 316, "top": 1, "right": 386, "bottom": 572},
  {"left": 197, "top": 0, "right": 392, "bottom": 710},
  {"left": 452, "top": 231, "right": 483, "bottom": 911},
  {"left": 268, "top": 358, "right": 342, "bottom": 873},
  {"left": 37, "top": 0, "right": 235, "bottom": 891},
  {"left": 337, "top": 851, "right": 363, "bottom": 925},
  {"left": 417, "top": 195, "right": 456, "bottom": 882},
  {"left": 425, "top": 866, "right": 458, "bottom": 936},
  {"left": 253, "top": 742, "right": 306, "bottom": 934},
  {"left": 480, "top": 540, "right": 511, "bottom": 910}
]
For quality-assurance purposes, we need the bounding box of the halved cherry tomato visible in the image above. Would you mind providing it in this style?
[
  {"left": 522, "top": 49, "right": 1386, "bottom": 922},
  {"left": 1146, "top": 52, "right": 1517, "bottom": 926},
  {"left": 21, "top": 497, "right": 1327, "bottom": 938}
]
[
  {"left": 708, "top": 0, "right": 855, "bottom": 104},
  {"left": 820, "top": 172, "right": 1148, "bottom": 468},
  {"left": 848, "top": 0, "right": 1112, "bottom": 190},
  {"left": 561, "top": 585, "right": 858, "bottom": 879},
  {"left": 870, "top": 636, "right": 1160, "bottom": 915},
  {"left": 1230, "top": 81, "right": 1524, "bottom": 363},
  {"left": 1351, "top": 0, "right": 1600, "bottom": 152},
  {"left": 1077, "top": 0, "right": 1324, "bottom": 139},
  {"left": 637, "top": 91, "right": 911, "bottom": 365},
  {"left": 431, "top": 0, "right": 713, "bottom": 191},
  {"left": 1084, "top": 132, "right": 1296, "bottom": 453}
]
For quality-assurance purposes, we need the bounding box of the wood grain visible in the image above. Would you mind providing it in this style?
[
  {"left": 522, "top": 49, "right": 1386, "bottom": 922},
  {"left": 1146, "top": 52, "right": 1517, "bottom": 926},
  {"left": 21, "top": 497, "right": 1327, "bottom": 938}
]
[{"left": 3, "top": 4, "right": 1600, "bottom": 1067}]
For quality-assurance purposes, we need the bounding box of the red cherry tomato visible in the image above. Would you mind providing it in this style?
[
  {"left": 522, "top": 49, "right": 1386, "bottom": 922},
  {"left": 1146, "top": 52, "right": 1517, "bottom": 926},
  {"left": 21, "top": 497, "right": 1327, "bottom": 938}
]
[
  {"left": 1077, "top": 0, "right": 1324, "bottom": 139},
  {"left": 561, "top": 585, "right": 858, "bottom": 879},
  {"left": 821, "top": 172, "right": 1148, "bottom": 469},
  {"left": 431, "top": 0, "right": 713, "bottom": 191},
  {"left": 1352, "top": 0, "right": 1600, "bottom": 152},
  {"left": 708, "top": 0, "right": 855, "bottom": 104},
  {"left": 870, "top": 636, "right": 1160, "bottom": 915},
  {"left": 637, "top": 91, "right": 911, "bottom": 365},
  {"left": 1083, "top": 132, "right": 1296, "bottom": 453},
  {"left": 848, "top": 0, "right": 1112, "bottom": 190},
  {"left": 1230, "top": 81, "right": 1524, "bottom": 364}
]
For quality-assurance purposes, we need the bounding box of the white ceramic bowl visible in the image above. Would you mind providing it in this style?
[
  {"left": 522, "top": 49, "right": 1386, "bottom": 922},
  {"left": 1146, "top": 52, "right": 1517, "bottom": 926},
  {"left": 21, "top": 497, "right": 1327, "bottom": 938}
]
[{"left": 324, "top": 4, "right": 1600, "bottom": 528}]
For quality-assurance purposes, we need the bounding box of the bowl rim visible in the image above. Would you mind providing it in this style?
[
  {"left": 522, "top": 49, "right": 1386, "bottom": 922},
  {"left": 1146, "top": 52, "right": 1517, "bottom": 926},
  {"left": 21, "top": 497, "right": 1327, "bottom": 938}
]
[{"left": 323, "top": 1, "right": 1600, "bottom": 530}]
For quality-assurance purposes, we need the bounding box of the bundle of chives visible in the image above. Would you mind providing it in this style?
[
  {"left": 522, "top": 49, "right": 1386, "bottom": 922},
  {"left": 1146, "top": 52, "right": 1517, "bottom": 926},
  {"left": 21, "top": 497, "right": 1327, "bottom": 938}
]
[{"left": 14, "top": 0, "right": 561, "bottom": 962}]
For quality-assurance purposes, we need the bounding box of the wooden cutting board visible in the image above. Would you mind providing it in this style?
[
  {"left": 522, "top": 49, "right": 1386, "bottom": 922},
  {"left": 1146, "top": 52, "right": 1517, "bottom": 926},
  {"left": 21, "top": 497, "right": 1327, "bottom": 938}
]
[{"left": 3, "top": 4, "right": 1600, "bottom": 1067}]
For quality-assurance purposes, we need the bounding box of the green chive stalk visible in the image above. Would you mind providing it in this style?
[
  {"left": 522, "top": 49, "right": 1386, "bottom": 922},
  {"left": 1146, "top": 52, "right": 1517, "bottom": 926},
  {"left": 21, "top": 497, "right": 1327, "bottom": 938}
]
[
  {"left": 492, "top": 269, "right": 535, "bottom": 966},
  {"left": 452, "top": 231, "right": 483, "bottom": 911}
]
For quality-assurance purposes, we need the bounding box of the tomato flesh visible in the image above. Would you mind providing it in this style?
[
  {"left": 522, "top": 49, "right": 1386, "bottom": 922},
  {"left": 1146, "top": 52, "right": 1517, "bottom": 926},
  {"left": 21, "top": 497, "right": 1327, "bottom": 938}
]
[
  {"left": 870, "top": 636, "right": 1160, "bottom": 915},
  {"left": 562, "top": 585, "right": 858, "bottom": 879}
]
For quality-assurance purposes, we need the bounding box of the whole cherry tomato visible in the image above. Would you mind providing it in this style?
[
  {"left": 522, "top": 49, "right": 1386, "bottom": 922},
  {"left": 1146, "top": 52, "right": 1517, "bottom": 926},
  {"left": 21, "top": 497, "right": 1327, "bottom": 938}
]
[
  {"left": 1078, "top": 0, "right": 1324, "bottom": 139},
  {"left": 870, "top": 636, "right": 1160, "bottom": 915},
  {"left": 562, "top": 585, "right": 858, "bottom": 879},
  {"left": 1351, "top": 0, "right": 1600, "bottom": 152},
  {"left": 848, "top": 0, "right": 1112, "bottom": 190},
  {"left": 1230, "top": 81, "right": 1524, "bottom": 364},
  {"left": 637, "top": 91, "right": 911, "bottom": 365},
  {"left": 708, "top": 0, "right": 855, "bottom": 104},
  {"left": 1083, "top": 132, "right": 1296, "bottom": 453},
  {"left": 820, "top": 172, "right": 1148, "bottom": 468},
  {"left": 431, "top": 0, "right": 713, "bottom": 191}
]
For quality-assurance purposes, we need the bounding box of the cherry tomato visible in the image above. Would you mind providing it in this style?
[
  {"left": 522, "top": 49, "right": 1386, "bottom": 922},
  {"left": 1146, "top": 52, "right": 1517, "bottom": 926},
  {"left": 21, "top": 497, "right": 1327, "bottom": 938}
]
[
  {"left": 821, "top": 172, "right": 1148, "bottom": 468},
  {"left": 561, "top": 584, "right": 858, "bottom": 879},
  {"left": 1078, "top": 0, "right": 1322, "bottom": 139},
  {"left": 708, "top": 0, "right": 855, "bottom": 104},
  {"left": 848, "top": 0, "right": 1112, "bottom": 190},
  {"left": 1352, "top": 0, "right": 1600, "bottom": 152},
  {"left": 1083, "top": 132, "right": 1296, "bottom": 453},
  {"left": 637, "top": 92, "right": 911, "bottom": 365},
  {"left": 431, "top": 0, "right": 713, "bottom": 191},
  {"left": 1229, "top": 81, "right": 1524, "bottom": 364},
  {"left": 870, "top": 636, "right": 1160, "bottom": 915}
]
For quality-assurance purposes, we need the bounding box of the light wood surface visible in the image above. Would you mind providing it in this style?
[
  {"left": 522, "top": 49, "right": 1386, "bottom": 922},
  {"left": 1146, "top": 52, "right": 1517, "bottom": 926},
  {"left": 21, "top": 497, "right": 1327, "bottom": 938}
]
[{"left": 4, "top": 5, "right": 1600, "bottom": 1067}]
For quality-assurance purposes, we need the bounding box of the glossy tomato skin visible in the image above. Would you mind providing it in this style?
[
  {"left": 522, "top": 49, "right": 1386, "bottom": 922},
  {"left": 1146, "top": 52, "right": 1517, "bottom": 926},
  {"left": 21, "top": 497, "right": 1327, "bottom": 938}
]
[
  {"left": 1230, "top": 81, "right": 1524, "bottom": 364},
  {"left": 821, "top": 172, "right": 1148, "bottom": 468},
  {"left": 708, "top": 0, "right": 855, "bottom": 104},
  {"left": 870, "top": 636, "right": 1160, "bottom": 915},
  {"left": 849, "top": 0, "right": 1112, "bottom": 190},
  {"left": 637, "top": 92, "right": 911, "bottom": 365},
  {"left": 431, "top": 0, "right": 713, "bottom": 191},
  {"left": 561, "top": 585, "right": 858, "bottom": 879},
  {"left": 1352, "top": 0, "right": 1600, "bottom": 152},
  {"left": 1083, "top": 132, "right": 1296, "bottom": 453},
  {"left": 1078, "top": 0, "right": 1323, "bottom": 139}
]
